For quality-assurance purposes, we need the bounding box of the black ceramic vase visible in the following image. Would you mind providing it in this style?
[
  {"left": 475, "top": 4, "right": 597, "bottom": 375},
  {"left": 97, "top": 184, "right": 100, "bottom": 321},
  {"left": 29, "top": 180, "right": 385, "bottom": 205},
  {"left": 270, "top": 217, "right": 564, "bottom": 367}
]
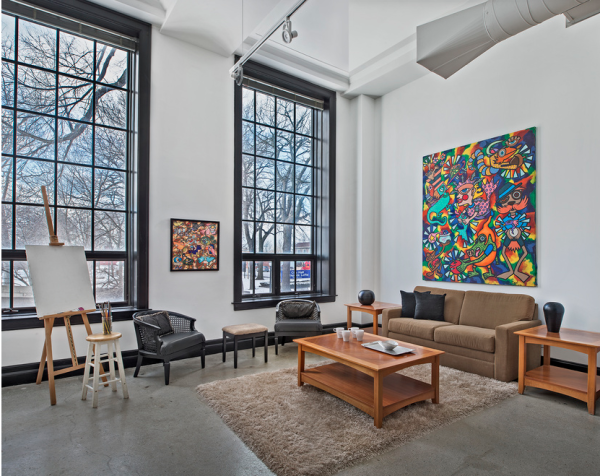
[
  {"left": 544, "top": 302, "right": 565, "bottom": 333},
  {"left": 358, "top": 290, "right": 375, "bottom": 306}
]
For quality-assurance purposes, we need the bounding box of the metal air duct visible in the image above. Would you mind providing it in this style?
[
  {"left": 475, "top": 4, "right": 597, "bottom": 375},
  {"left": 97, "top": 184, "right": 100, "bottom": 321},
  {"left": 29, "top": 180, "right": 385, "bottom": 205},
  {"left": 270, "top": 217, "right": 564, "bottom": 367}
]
[{"left": 417, "top": 0, "right": 598, "bottom": 79}]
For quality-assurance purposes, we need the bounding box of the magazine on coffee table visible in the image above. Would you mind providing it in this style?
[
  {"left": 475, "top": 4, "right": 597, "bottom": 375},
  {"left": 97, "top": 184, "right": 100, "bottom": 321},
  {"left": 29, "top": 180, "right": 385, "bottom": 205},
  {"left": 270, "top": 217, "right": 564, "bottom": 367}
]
[{"left": 362, "top": 341, "right": 414, "bottom": 356}]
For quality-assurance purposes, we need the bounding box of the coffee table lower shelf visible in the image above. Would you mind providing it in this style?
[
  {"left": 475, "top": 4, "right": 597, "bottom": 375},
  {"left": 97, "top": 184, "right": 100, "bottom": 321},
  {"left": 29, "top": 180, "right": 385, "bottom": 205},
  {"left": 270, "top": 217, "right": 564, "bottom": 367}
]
[
  {"left": 524, "top": 365, "right": 600, "bottom": 403},
  {"left": 301, "top": 363, "right": 434, "bottom": 422}
]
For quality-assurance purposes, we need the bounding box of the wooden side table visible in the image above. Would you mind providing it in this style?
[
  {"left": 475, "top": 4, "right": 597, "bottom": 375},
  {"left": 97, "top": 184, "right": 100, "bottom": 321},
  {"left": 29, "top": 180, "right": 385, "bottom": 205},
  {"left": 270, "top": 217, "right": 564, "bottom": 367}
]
[
  {"left": 515, "top": 325, "right": 600, "bottom": 415},
  {"left": 344, "top": 302, "right": 400, "bottom": 336}
]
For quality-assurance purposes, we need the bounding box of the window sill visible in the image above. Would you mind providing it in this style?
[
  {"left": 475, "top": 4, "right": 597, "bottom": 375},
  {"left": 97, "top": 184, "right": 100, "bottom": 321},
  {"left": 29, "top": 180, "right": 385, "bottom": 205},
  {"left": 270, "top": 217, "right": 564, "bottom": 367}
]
[
  {"left": 1, "top": 307, "right": 148, "bottom": 331},
  {"left": 233, "top": 294, "right": 336, "bottom": 311}
]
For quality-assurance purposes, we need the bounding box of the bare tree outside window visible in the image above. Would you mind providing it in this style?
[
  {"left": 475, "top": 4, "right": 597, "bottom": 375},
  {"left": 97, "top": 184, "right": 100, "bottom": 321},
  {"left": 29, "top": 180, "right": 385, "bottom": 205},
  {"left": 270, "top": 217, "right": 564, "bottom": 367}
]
[{"left": 1, "top": 13, "right": 130, "bottom": 312}]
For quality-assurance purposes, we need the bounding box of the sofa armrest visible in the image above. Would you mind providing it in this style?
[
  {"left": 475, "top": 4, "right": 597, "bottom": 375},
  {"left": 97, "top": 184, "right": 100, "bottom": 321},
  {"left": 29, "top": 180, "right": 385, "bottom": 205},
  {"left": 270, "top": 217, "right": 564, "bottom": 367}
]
[
  {"left": 495, "top": 319, "right": 542, "bottom": 382},
  {"left": 382, "top": 307, "right": 402, "bottom": 337}
]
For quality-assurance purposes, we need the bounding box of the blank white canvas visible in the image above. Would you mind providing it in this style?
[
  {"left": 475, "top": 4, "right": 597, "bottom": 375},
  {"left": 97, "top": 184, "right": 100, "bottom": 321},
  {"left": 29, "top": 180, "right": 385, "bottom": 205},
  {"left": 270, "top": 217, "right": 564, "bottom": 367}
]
[{"left": 25, "top": 245, "right": 96, "bottom": 318}]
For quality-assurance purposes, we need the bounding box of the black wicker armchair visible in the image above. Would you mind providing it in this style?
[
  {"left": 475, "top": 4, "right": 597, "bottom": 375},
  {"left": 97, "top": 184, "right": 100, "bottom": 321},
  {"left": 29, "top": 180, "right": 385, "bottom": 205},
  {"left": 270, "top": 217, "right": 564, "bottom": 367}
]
[
  {"left": 132, "top": 310, "right": 205, "bottom": 385},
  {"left": 275, "top": 299, "right": 322, "bottom": 355}
]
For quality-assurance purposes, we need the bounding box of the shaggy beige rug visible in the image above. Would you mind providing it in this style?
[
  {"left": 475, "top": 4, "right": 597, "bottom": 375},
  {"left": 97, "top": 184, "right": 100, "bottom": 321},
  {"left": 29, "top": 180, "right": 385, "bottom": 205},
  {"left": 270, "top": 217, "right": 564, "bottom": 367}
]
[{"left": 196, "top": 363, "right": 517, "bottom": 476}]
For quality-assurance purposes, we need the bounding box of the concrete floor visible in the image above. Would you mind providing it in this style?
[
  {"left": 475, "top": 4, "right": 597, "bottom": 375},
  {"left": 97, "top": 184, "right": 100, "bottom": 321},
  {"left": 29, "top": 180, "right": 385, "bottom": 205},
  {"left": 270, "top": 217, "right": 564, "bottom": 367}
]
[{"left": 2, "top": 343, "right": 599, "bottom": 476}]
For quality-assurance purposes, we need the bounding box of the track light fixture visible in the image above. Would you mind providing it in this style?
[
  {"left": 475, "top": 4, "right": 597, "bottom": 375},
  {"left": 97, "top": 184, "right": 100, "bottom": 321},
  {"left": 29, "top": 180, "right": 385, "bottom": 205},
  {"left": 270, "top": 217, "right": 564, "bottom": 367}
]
[
  {"left": 232, "top": 66, "right": 244, "bottom": 86},
  {"left": 282, "top": 17, "right": 298, "bottom": 44}
]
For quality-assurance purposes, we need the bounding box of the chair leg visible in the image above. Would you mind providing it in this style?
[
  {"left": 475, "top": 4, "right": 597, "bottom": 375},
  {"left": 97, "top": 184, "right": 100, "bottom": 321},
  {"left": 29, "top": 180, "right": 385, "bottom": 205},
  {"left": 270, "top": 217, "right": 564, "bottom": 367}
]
[
  {"left": 163, "top": 361, "right": 170, "bottom": 385},
  {"left": 264, "top": 331, "right": 268, "bottom": 363},
  {"left": 234, "top": 337, "right": 239, "bottom": 369},
  {"left": 201, "top": 345, "right": 206, "bottom": 369},
  {"left": 252, "top": 336, "right": 256, "bottom": 358},
  {"left": 281, "top": 336, "right": 285, "bottom": 346},
  {"left": 275, "top": 334, "right": 278, "bottom": 356},
  {"left": 222, "top": 332, "right": 227, "bottom": 362},
  {"left": 134, "top": 354, "right": 143, "bottom": 378}
]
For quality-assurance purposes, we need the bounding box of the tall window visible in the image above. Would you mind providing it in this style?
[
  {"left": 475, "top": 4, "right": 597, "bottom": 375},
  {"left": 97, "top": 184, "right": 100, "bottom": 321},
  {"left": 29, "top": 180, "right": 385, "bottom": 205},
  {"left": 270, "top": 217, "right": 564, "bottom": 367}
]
[
  {"left": 1, "top": 12, "right": 131, "bottom": 312},
  {"left": 234, "top": 61, "right": 336, "bottom": 310}
]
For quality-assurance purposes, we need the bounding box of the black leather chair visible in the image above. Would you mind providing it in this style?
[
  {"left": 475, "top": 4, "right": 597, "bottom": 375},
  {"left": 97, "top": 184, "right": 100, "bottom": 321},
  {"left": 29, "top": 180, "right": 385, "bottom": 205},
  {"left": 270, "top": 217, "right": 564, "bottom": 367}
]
[
  {"left": 274, "top": 299, "right": 322, "bottom": 355},
  {"left": 132, "top": 310, "right": 205, "bottom": 385}
]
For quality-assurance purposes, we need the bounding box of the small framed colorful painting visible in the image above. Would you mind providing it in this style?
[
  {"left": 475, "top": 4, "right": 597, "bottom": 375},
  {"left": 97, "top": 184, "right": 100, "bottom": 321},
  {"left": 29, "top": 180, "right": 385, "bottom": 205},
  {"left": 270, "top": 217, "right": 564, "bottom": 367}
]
[{"left": 171, "top": 219, "right": 219, "bottom": 271}]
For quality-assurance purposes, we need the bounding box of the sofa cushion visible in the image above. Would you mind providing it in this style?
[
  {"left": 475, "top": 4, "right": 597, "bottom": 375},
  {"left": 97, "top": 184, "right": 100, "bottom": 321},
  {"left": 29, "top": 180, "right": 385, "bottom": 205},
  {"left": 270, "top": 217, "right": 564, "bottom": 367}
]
[
  {"left": 400, "top": 290, "right": 430, "bottom": 317},
  {"left": 387, "top": 317, "right": 453, "bottom": 341},
  {"left": 414, "top": 292, "right": 446, "bottom": 321},
  {"left": 274, "top": 318, "right": 322, "bottom": 333},
  {"left": 279, "top": 300, "right": 316, "bottom": 318},
  {"left": 414, "top": 286, "right": 465, "bottom": 324},
  {"left": 159, "top": 331, "right": 204, "bottom": 355},
  {"left": 140, "top": 311, "right": 173, "bottom": 336},
  {"left": 459, "top": 291, "right": 535, "bottom": 329},
  {"left": 434, "top": 325, "right": 495, "bottom": 353}
]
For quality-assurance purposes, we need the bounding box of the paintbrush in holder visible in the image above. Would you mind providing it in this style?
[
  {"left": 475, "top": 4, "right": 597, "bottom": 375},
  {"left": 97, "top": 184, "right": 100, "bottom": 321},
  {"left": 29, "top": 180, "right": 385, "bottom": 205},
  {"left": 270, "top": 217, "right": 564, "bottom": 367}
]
[{"left": 100, "top": 302, "right": 112, "bottom": 335}]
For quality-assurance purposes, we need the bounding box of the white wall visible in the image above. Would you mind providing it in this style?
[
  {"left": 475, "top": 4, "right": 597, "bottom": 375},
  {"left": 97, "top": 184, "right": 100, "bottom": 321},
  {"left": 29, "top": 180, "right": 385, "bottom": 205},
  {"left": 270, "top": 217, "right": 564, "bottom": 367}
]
[{"left": 378, "top": 15, "right": 600, "bottom": 364}]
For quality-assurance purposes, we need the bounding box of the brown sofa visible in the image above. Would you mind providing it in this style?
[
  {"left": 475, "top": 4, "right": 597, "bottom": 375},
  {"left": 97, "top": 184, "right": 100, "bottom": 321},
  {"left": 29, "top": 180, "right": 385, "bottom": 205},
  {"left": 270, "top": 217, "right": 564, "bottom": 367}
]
[{"left": 382, "top": 286, "right": 541, "bottom": 382}]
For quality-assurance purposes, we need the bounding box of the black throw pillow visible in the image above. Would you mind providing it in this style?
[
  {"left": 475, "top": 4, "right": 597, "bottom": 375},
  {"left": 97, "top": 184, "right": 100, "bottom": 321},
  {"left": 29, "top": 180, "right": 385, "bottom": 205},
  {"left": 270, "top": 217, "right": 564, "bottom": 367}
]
[
  {"left": 414, "top": 292, "right": 446, "bottom": 321},
  {"left": 400, "top": 290, "right": 430, "bottom": 318},
  {"left": 141, "top": 311, "right": 174, "bottom": 336}
]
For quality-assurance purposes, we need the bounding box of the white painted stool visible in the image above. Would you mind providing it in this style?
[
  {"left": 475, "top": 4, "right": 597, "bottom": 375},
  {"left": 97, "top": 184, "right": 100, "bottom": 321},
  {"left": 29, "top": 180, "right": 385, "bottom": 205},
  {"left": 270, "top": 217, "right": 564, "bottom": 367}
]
[{"left": 82, "top": 332, "right": 129, "bottom": 408}]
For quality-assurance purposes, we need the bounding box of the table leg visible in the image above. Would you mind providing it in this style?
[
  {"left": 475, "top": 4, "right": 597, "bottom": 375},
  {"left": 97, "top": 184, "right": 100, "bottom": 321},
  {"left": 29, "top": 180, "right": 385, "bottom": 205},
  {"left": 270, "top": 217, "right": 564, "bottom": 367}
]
[
  {"left": 543, "top": 345, "right": 551, "bottom": 366},
  {"left": 518, "top": 335, "right": 526, "bottom": 395},
  {"left": 588, "top": 350, "right": 597, "bottom": 415},
  {"left": 432, "top": 355, "right": 440, "bottom": 404},
  {"left": 347, "top": 307, "right": 352, "bottom": 329},
  {"left": 372, "top": 311, "right": 378, "bottom": 336},
  {"left": 297, "top": 344, "right": 305, "bottom": 387},
  {"left": 374, "top": 373, "right": 383, "bottom": 428}
]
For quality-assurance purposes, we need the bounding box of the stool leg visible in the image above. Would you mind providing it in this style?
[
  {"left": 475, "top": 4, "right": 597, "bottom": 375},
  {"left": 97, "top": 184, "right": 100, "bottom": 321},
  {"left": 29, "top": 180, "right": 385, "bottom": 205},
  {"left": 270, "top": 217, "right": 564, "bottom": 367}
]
[
  {"left": 264, "top": 331, "right": 268, "bottom": 363},
  {"left": 107, "top": 341, "right": 117, "bottom": 392},
  {"left": 234, "top": 337, "right": 238, "bottom": 369},
  {"left": 81, "top": 342, "right": 93, "bottom": 401},
  {"left": 115, "top": 339, "right": 129, "bottom": 399},
  {"left": 252, "top": 336, "right": 256, "bottom": 358},
  {"left": 92, "top": 343, "right": 101, "bottom": 408},
  {"left": 222, "top": 332, "right": 227, "bottom": 362}
]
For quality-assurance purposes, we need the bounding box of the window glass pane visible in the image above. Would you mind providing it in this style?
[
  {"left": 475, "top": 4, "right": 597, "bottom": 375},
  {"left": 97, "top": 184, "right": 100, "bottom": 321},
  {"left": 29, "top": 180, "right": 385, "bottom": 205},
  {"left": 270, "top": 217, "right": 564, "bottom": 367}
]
[
  {"left": 2, "top": 61, "right": 14, "bottom": 107},
  {"left": 59, "top": 32, "right": 93, "bottom": 79},
  {"left": 276, "top": 193, "right": 294, "bottom": 223},
  {"left": 295, "top": 165, "right": 312, "bottom": 195},
  {"left": 276, "top": 224, "right": 293, "bottom": 254},
  {"left": 255, "top": 222, "right": 274, "bottom": 253},
  {"left": 296, "top": 105, "right": 312, "bottom": 136},
  {"left": 2, "top": 109, "right": 14, "bottom": 154},
  {"left": 2, "top": 156, "right": 13, "bottom": 202},
  {"left": 242, "top": 261, "right": 253, "bottom": 295},
  {"left": 295, "top": 135, "right": 312, "bottom": 165},
  {"left": 16, "top": 158, "right": 54, "bottom": 204},
  {"left": 242, "top": 121, "right": 254, "bottom": 154},
  {"left": 2, "top": 261, "right": 10, "bottom": 308},
  {"left": 15, "top": 205, "right": 47, "bottom": 247},
  {"left": 242, "top": 155, "right": 254, "bottom": 187},
  {"left": 57, "top": 120, "right": 92, "bottom": 164},
  {"left": 296, "top": 260, "right": 312, "bottom": 291},
  {"left": 276, "top": 98, "right": 294, "bottom": 131},
  {"left": 242, "top": 87, "right": 254, "bottom": 121},
  {"left": 255, "top": 92, "right": 274, "bottom": 126},
  {"left": 255, "top": 158, "right": 274, "bottom": 190},
  {"left": 58, "top": 75, "right": 93, "bottom": 121},
  {"left": 295, "top": 225, "right": 311, "bottom": 253},
  {"left": 96, "top": 44, "right": 128, "bottom": 86},
  {"left": 13, "top": 261, "right": 34, "bottom": 308},
  {"left": 295, "top": 196, "right": 312, "bottom": 224},
  {"left": 276, "top": 162, "right": 293, "bottom": 193},
  {"left": 57, "top": 163, "right": 92, "bottom": 207},
  {"left": 256, "top": 125, "right": 275, "bottom": 158},
  {"left": 2, "top": 14, "right": 15, "bottom": 60},
  {"left": 94, "top": 169, "right": 125, "bottom": 210},
  {"left": 17, "top": 66, "right": 56, "bottom": 114},
  {"left": 57, "top": 207, "right": 91, "bottom": 249},
  {"left": 254, "top": 261, "right": 271, "bottom": 294},
  {"left": 280, "top": 260, "right": 295, "bottom": 292},
  {"left": 256, "top": 190, "right": 274, "bottom": 222},
  {"left": 95, "top": 127, "right": 126, "bottom": 169},
  {"left": 95, "top": 86, "right": 126, "bottom": 128},
  {"left": 95, "top": 260, "right": 124, "bottom": 302},
  {"left": 94, "top": 211, "right": 125, "bottom": 251},
  {"left": 15, "top": 112, "right": 55, "bottom": 159},
  {"left": 2, "top": 205, "right": 12, "bottom": 249},
  {"left": 276, "top": 130, "right": 293, "bottom": 162},
  {"left": 18, "top": 19, "right": 56, "bottom": 70},
  {"left": 242, "top": 221, "right": 254, "bottom": 253},
  {"left": 242, "top": 187, "right": 254, "bottom": 220}
]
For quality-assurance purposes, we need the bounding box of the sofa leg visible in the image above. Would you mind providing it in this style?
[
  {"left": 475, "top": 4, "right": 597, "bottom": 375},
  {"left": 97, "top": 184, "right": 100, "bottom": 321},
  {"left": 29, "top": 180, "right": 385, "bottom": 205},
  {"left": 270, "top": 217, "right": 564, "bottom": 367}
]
[
  {"left": 134, "top": 354, "right": 143, "bottom": 378},
  {"left": 163, "top": 361, "right": 170, "bottom": 385}
]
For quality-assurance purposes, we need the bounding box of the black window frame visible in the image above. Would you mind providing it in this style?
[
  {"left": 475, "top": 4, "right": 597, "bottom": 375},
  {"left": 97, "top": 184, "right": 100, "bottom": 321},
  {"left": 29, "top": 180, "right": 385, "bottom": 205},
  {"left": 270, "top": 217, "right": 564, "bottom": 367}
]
[
  {"left": 233, "top": 60, "right": 336, "bottom": 311},
  {"left": 1, "top": 0, "right": 150, "bottom": 330}
]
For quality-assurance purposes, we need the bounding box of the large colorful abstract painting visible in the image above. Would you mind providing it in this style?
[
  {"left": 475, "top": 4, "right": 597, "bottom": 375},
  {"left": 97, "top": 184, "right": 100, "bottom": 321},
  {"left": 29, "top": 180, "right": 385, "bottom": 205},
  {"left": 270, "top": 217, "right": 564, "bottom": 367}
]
[
  {"left": 423, "top": 128, "right": 537, "bottom": 286},
  {"left": 171, "top": 219, "right": 219, "bottom": 271}
]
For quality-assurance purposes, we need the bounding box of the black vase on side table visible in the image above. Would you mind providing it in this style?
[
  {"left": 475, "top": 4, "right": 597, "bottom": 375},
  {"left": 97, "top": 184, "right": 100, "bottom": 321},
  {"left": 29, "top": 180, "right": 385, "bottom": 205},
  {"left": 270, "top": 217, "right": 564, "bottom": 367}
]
[
  {"left": 544, "top": 302, "right": 565, "bottom": 333},
  {"left": 358, "top": 290, "right": 375, "bottom": 306}
]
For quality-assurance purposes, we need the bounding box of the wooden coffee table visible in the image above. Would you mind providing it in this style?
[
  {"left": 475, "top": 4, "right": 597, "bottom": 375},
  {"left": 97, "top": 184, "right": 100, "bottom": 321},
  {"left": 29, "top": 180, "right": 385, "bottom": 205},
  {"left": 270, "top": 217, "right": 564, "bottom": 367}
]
[
  {"left": 294, "top": 333, "right": 444, "bottom": 428},
  {"left": 344, "top": 302, "right": 400, "bottom": 336}
]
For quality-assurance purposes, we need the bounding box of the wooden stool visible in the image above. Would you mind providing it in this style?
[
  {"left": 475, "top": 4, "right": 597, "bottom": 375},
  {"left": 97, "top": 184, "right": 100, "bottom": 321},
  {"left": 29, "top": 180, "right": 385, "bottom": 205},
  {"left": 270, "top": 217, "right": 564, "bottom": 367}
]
[
  {"left": 222, "top": 324, "right": 268, "bottom": 369},
  {"left": 82, "top": 332, "right": 129, "bottom": 408}
]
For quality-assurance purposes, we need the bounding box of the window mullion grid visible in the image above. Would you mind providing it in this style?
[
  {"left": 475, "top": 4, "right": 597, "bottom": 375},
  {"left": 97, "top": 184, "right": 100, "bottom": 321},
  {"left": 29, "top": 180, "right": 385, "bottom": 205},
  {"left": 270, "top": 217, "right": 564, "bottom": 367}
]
[
  {"left": 53, "top": 29, "right": 59, "bottom": 240},
  {"left": 90, "top": 39, "right": 97, "bottom": 297},
  {"left": 11, "top": 18, "right": 19, "bottom": 259}
]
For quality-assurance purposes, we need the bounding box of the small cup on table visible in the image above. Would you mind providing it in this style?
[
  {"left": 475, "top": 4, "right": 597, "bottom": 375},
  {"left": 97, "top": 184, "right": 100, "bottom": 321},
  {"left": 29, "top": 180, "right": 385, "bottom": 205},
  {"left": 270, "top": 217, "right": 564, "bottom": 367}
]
[
  {"left": 355, "top": 329, "right": 365, "bottom": 341},
  {"left": 349, "top": 327, "right": 359, "bottom": 338},
  {"left": 333, "top": 327, "right": 344, "bottom": 338},
  {"left": 342, "top": 330, "right": 351, "bottom": 342}
]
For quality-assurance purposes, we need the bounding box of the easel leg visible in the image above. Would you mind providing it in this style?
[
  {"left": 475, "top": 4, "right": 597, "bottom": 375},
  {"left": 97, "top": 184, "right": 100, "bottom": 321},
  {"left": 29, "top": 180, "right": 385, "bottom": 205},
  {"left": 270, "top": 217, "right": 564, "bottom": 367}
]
[
  {"left": 44, "top": 318, "right": 57, "bottom": 405},
  {"left": 107, "top": 342, "right": 117, "bottom": 392},
  {"left": 36, "top": 341, "right": 47, "bottom": 385}
]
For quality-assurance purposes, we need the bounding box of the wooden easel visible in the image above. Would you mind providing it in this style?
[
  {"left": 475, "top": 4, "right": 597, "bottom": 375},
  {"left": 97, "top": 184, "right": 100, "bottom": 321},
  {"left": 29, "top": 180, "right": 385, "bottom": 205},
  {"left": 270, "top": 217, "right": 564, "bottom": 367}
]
[{"left": 35, "top": 186, "right": 106, "bottom": 405}]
